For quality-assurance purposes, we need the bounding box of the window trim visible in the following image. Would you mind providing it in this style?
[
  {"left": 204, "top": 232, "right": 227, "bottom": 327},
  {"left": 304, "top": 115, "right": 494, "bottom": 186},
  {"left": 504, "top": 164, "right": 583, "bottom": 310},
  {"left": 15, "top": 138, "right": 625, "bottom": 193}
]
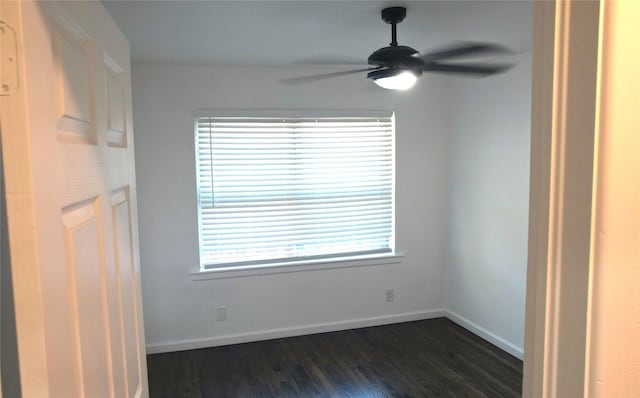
[
  {"left": 193, "top": 109, "right": 396, "bottom": 273},
  {"left": 190, "top": 252, "right": 404, "bottom": 280}
]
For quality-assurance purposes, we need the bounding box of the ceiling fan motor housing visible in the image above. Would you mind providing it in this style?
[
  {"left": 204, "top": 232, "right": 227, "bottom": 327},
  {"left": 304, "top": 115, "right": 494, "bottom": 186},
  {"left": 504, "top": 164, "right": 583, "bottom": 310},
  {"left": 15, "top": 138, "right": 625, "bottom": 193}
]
[{"left": 367, "top": 46, "right": 424, "bottom": 76}]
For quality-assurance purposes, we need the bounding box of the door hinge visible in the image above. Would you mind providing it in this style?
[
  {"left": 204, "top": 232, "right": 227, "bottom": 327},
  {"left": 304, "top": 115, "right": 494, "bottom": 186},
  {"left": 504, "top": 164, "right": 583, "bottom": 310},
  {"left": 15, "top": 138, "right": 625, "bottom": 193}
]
[{"left": 0, "top": 21, "right": 19, "bottom": 96}]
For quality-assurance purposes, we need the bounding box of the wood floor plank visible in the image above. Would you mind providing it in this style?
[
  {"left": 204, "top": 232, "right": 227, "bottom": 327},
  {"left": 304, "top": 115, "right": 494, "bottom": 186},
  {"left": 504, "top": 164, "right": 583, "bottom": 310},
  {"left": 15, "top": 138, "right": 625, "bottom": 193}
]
[{"left": 147, "top": 318, "right": 523, "bottom": 397}]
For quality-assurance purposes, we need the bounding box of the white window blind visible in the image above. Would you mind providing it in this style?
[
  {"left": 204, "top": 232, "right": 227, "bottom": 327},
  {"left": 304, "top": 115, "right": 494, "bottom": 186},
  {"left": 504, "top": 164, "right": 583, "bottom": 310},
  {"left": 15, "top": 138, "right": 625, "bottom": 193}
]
[{"left": 195, "top": 115, "right": 394, "bottom": 268}]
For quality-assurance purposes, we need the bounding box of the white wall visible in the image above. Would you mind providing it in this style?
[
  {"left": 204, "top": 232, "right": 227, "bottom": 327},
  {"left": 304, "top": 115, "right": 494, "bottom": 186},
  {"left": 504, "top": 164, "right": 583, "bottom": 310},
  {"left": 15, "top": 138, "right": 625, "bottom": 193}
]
[
  {"left": 132, "top": 64, "right": 451, "bottom": 352},
  {"left": 445, "top": 52, "right": 532, "bottom": 358}
]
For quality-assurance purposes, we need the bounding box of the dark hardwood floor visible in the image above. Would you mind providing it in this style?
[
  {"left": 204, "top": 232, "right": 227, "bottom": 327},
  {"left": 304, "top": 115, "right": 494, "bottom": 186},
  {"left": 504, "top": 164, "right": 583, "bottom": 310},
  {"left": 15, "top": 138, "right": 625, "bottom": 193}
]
[{"left": 147, "top": 318, "right": 523, "bottom": 398}]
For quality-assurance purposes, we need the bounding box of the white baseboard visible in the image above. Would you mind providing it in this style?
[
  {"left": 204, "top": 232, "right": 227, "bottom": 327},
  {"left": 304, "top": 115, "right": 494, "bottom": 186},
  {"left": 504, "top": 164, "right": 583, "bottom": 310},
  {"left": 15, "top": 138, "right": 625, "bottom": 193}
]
[
  {"left": 146, "top": 309, "right": 524, "bottom": 360},
  {"left": 444, "top": 310, "right": 524, "bottom": 360},
  {"left": 146, "top": 309, "right": 445, "bottom": 354}
]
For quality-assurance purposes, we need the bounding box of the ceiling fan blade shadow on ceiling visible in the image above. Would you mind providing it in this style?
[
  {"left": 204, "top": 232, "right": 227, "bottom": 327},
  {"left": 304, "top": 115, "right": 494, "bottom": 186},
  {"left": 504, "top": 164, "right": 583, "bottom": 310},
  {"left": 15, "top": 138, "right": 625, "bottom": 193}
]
[{"left": 279, "top": 6, "right": 515, "bottom": 90}]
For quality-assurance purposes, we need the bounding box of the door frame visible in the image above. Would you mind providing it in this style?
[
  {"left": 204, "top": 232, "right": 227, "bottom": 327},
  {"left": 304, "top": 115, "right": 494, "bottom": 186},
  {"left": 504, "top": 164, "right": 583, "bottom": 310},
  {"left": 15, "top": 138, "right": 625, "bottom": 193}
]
[{"left": 523, "top": 1, "right": 602, "bottom": 397}]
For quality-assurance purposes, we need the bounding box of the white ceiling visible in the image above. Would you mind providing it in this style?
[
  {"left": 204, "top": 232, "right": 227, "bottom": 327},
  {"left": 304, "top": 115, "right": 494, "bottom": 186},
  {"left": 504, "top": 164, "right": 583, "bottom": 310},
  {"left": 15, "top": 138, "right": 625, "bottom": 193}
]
[{"left": 102, "top": 0, "right": 533, "bottom": 66}]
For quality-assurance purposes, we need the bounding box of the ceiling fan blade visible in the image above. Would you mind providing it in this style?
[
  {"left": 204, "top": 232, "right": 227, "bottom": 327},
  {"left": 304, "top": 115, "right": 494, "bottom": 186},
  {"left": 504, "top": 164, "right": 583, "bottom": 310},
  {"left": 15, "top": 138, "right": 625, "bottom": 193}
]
[
  {"left": 279, "top": 67, "right": 378, "bottom": 85},
  {"left": 422, "top": 42, "right": 512, "bottom": 62},
  {"left": 292, "top": 54, "right": 368, "bottom": 66},
  {"left": 423, "top": 62, "right": 513, "bottom": 76}
]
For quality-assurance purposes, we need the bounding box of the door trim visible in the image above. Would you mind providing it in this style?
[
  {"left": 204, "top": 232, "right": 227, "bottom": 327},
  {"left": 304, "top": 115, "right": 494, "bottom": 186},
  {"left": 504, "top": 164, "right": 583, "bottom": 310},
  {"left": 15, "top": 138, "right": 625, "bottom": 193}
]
[{"left": 523, "top": 1, "right": 601, "bottom": 397}]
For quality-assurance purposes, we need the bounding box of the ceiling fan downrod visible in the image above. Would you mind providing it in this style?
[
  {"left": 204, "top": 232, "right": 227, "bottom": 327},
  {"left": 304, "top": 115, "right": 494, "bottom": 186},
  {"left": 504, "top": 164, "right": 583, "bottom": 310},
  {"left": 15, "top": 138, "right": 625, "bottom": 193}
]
[{"left": 381, "top": 7, "right": 407, "bottom": 47}]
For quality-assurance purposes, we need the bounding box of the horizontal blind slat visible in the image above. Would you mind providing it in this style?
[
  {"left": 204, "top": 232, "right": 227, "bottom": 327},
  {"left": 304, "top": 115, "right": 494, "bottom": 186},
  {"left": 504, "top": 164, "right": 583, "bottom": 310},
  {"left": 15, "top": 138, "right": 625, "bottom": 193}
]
[
  {"left": 200, "top": 229, "right": 392, "bottom": 249},
  {"left": 201, "top": 194, "right": 388, "bottom": 208},
  {"left": 202, "top": 201, "right": 392, "bottom": 215},
  {"left": 201, "top": 214, "right": 392, "bottom": 229},
  {"left": 202, "top": 223, "right": 392, "bottom": 240}
]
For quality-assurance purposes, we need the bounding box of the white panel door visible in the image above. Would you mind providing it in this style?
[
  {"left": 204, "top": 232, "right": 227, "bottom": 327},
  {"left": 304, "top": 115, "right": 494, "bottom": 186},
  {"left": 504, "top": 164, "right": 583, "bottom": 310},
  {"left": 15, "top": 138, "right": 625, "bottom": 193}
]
[{"left": 0, "top": 1, "right": 148, "bottom": 397}]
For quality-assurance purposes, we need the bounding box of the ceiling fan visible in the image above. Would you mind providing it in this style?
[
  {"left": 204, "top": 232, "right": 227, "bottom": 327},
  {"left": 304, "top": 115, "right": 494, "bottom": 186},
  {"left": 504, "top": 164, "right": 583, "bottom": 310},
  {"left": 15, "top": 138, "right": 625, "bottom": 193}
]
[{"left": 281, "top": 6, "right": 513, "bottom": 90}]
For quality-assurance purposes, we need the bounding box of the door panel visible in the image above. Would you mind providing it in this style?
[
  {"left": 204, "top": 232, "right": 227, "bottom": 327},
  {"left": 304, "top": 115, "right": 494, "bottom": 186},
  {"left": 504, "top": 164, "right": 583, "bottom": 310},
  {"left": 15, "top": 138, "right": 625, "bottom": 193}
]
[
  {"left": 0, "top": 1, "right": 148, "bottom": 396},
  {"left": 111, "top": 189, "right": 143, "bottom": 398},
  {"left": 104, "top": 56, "right": 127, "bottom": 148},
  {"left": 51, "top": 16, "right": 95, "bottom": 142},
  {"left": 62, "top": 199, "right": 112, "bottom": 398}
]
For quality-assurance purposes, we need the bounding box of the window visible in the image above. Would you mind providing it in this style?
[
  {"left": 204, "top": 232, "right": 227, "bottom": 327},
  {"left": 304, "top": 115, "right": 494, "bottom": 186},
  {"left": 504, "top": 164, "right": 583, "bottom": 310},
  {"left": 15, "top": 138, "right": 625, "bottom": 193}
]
[{"left": 195, "top": 113, "right": 395, "bottom": 269}]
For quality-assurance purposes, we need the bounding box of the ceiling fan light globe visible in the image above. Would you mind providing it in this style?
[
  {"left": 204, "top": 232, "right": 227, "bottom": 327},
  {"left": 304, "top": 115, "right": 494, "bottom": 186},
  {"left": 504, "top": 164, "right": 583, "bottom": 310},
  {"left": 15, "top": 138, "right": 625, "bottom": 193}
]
[{"left": 371, "top": 70, "right": 418, "bottom": 90}]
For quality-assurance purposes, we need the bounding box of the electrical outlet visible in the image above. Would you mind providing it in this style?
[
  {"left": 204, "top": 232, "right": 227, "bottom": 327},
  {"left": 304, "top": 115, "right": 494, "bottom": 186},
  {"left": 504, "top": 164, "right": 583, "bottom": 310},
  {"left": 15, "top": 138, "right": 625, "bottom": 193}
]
[
  {"left": 385, "top": 289, "right": 394, "bottom": 302},
  {"left": 216, "top": 305, "right": 227, "bottom": 321}
]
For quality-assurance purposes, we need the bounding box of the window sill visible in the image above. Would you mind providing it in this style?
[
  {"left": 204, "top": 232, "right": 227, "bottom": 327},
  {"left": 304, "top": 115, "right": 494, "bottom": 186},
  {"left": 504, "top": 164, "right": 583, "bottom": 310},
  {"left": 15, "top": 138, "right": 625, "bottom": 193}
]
[{"left": 190, "top": 253, "right": 404, "bottom": 280}]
